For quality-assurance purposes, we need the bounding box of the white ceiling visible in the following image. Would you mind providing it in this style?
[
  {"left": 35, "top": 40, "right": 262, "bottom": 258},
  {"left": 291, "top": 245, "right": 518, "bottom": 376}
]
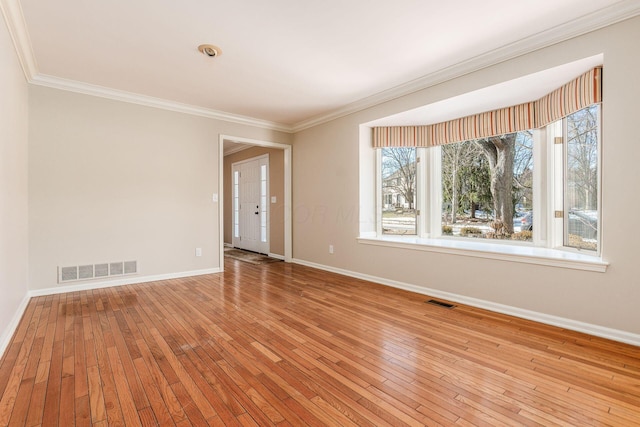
[
  {"left": 5, "top": 0, "right": 640, "bottom": 131},
  {"left": 366, "top": 54, "right": 604, "bottom": 127}
]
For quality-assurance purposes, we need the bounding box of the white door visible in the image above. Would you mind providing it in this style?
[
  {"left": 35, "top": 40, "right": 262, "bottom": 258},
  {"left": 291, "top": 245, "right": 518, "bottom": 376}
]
[{"left": 232, "top": 155, "right": 269, "bottom": 254}]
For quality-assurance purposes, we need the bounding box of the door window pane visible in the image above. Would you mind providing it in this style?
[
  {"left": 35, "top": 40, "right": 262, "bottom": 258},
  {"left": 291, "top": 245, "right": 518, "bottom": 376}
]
[
  {"left": 260, "top": 164, "right": 268, "bottom": 243},
  {"left": 233, "top": 170, "right": 240, "bottom": 238}
]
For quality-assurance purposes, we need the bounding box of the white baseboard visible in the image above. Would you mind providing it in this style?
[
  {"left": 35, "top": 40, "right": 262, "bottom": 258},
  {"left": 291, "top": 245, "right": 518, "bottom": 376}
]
[
  {"left": 0, "top": 293, "right": 31, "bottom": 358},
  {"left": 29, "top": 268, "right": 222, "bottom": 297},
  {"left": 292, "top": 258, "right": 640, "bottom": 347}
]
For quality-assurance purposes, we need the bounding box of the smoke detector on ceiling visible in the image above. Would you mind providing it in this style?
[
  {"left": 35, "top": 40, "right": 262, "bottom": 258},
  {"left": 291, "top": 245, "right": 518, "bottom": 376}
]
[{"left": 198, "top": 44, "right": 222, "bottom": 58}]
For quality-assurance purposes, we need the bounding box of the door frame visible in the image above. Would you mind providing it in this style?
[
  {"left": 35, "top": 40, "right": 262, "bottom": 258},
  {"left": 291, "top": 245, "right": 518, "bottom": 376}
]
[
  {"left": 231, "top": 154, "right": 270, "bottom": 254},
  {"left": 219, "top": 134, "right": 292, "bottom": 270}
]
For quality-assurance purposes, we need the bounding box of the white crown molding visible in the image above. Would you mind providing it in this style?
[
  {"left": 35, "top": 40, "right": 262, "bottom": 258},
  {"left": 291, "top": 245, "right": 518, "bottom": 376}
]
[
  {"left": 0, "top": 0, "right": 292, "bottom": 133},
  {"left": 0, "top": 0, "right": 37, "bottom": 79},
  {"left": 291, "top": 0, "right": 640, "bottom": 132},
  {"left": 3, "top": 0, "right": 640, "bottom": 134},
  {"left": 292, "top": 258, "right": 640, "bottom": 347},
  {"left": 30, "top": 74, "right": 293, "bottom": 133}
]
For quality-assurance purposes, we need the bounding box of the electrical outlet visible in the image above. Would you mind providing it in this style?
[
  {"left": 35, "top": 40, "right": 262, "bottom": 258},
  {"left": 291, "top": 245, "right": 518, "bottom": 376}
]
[
  {"left": 195, "top": 248, "right": 202, "bottom": 257},
  {"left": 329, "top": 245, "right": 334, "bottom": 254}
]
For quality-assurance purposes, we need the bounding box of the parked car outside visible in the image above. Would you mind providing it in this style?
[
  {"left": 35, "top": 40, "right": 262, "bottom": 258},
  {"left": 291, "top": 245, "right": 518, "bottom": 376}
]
[
  {"left": 512, "top": 210, "right": 597, "bottom": 238},
  {"left": 515, "top": 211, "right": 532, "bottom": 231}
]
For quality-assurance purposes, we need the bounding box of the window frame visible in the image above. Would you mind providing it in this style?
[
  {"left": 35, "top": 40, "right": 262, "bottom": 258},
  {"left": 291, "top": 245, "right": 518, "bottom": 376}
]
[
  {"left": 375, "top": 147, "right": 426, "bottom": 237},
  {"left": 362, "top": 106, "right": 606, "bottom": 272},
  {"left": 562, "top": 105, "right": 601, "bottom": 255}
]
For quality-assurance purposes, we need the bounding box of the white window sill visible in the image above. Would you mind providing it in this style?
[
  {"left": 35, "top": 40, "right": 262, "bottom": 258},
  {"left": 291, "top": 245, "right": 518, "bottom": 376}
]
[{"left": 357, "top": 235, "right": 608, "bottom": 272}]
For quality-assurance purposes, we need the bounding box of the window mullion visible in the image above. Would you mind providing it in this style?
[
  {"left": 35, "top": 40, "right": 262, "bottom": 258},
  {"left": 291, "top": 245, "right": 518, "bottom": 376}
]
[
  {"left": 596, "top": 106, "right": 602, "bottom": 255},
  {"left": 415, "top": 148, "right": 427, "bottom": 237},
  {"left": 427, "top": 146, "right": 442, "bottom": 238},
  {"left": 532, "top": 128, "right": 546, "bottom": 247},
  {"left": 549, "top": 120, "right": 564, "bottom": 248},
  {"left": 375, "top": 149, "right": 383, "bottom": 236}
]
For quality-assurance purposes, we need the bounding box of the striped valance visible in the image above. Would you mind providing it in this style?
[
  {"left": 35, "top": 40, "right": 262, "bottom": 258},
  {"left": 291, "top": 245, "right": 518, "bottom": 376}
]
[
  {"left": 428, "top": 102, "right": 536, "bottom": 147},
  {"left": 372, "top": 126, "right": 429, "bottom": 147},
  {"left": 536, "top": 66, "right": 602, "bottom": 127},
  {"left": 373, "top": 67, "right": 602, "bottom": 148}
]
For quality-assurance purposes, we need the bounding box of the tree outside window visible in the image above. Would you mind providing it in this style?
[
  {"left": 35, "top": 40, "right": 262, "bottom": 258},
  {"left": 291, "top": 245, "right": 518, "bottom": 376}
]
[{"left": 441, "top": 131, "right": 533, "bottom": 241}]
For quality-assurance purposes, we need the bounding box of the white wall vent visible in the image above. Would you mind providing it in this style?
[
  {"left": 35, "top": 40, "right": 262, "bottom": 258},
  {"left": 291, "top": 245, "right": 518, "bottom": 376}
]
[
  {"left": 124, "top": 261, "right": 137, "bottom": 275},
  {"left": 58, "top": 260, "right": 138, "bottom": 283},
  {"left": 78, "top": 265, "right": 94, "bottom": 280},
  {"left": 95, "top": 263, "right": 109, "bottom": 278},
  {"left": 60, "top": 266, "right": 78, "bottom": 282},
  {"left": 110, "top": 262, "right": 124, "bottom": 276}
]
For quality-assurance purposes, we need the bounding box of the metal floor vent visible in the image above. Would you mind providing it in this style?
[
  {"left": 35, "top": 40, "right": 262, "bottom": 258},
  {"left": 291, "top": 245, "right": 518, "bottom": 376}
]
[
  {"left": 58, "top": 260, "right": 137, "bottom": 283},
  {"left": 426, "top": 299, "right": 456, "bottom": 309}
]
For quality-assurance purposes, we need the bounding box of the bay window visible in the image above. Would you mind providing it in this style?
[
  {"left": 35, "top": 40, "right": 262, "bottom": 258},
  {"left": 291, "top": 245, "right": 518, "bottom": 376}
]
[{"left": 362, "top": 65, "right": 605, "bottom": 270}]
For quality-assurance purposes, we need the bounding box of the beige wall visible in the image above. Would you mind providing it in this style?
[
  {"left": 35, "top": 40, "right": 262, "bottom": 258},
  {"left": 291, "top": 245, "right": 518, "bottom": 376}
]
[
  {"left": 28, "top": 86, "right": 290, "bottom": 291},
  {"left": 224, "top": 146, "right": 285, "bottom": 256},
  {"left": 0, "top": 16, "right": 29, "bottom": 348},
  {"left": 5, "top": 8, "right": 639, "bottom": 349},
  {"left": 292, "top": 16, "right": 640, "bottom": 336}
]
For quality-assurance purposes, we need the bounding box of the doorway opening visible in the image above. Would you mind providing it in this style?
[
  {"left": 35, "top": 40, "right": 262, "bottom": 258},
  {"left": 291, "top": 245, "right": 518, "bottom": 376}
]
[{"left": 219, "top": 135, "right": 292, "bottom": 270}]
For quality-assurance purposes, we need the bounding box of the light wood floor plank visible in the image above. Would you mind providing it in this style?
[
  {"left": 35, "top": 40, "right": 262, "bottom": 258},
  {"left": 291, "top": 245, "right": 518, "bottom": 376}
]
[{"left": 0, "top": 258, "right": 639, "bottom": 426}]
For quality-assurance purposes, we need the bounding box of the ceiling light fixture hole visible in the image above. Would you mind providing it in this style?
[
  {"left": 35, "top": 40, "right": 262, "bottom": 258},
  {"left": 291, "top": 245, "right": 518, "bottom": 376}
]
[{"left": 198, "top": 44, "right": 221, "bottom": 58}]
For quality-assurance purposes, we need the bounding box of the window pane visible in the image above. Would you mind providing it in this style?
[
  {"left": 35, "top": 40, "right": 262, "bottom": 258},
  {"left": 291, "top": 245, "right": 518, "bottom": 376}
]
[
  {"left": 381, "top": 147, "right": 416, "bottom": 235},
  {"left": 565, "top": 105, "right": 599, "bottom": 251},
  {"left": 441, "top": 132, "right": 533, "bottom": 241},
  {"left": 513, "top": 132, "right": 534, "bottom": 240}
]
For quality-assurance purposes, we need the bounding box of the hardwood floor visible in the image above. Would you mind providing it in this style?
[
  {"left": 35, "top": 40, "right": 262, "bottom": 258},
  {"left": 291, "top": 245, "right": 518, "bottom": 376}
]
[{"left": 1, "top": 259, "right": 639, "bottom": 426}]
